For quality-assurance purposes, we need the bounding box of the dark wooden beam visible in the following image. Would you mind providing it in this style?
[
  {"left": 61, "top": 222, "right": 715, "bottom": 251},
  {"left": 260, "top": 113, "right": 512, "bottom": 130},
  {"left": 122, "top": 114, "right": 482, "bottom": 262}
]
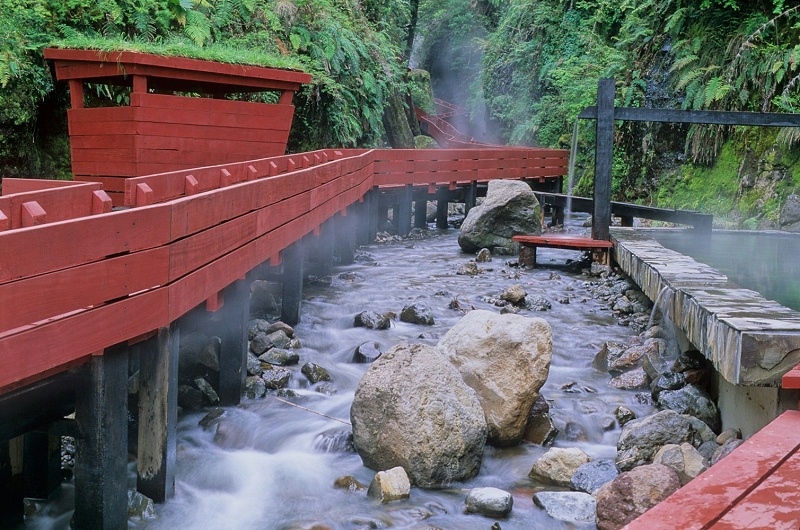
[
  {"left": 23, "top": 432, "right": 61, "bottom": 500},
  {"left": 334, "top": 211, "right": 356, "bottom": 265},
  {"left": 74, "top": 344, "right": 129, "bottom": 529},
  {"left": 436, "top": 187, "right": 449, "bottom": 229},
  {"left": 0, "top": 371, "right": 78, "bottom": 442},
  {"left": 397, "top": 185, "right": 413, "bottom": 237},
  {"left": 579, "top": 106, "right": 800, "bottom": 127},
  {"left": 280, "top": 242, "right": 304, "bottom": 327},
  {"left": 593, "top": 78, "right": 615, "bottom": 241},
  {"left": 217, "top": 279, "right": 249, "bottom": 406},
  {"left": 0, "top": 437, "right": 23, "bottom": 527}
]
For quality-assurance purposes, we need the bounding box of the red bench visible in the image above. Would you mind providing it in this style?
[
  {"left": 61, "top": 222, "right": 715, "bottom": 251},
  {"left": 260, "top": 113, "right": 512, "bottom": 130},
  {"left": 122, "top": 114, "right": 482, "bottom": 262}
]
[{"left": 512, "top": 235, "right": 613, "bottom": 267}]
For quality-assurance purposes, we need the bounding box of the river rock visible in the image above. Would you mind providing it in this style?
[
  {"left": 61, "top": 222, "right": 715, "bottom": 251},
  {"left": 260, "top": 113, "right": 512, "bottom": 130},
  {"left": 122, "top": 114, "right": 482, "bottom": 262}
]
[
  {"left": 194, "top": 377, "right": 219, "bottom": 404},
  {"left": 266, "top": 321, "right": 294, "bottom": 338},
  {"left": 367, "top": 467, "right": 411, "bottom": 503},
  {"left": 464, "top": 487, "right": 513, "bottom": 518},
  {"left": 595, "top": 463, "right": 681, "bottom": 530},
  {"left": 457, "top": 179, "right": 542, "bottom": 254},
  {"left": 608, "top": 368, "right": 650, "bottom": 390},
  {"left": 716, "top": 428, "right": 741, "bottom": 445},
  {"left": 127, "top": 489, "right": 155, "bottom": 520},
  {"left": 614, "top": 405, "right": 636, "bottom": 426},
  {"left": 527, "top": 295, "right": 552, "bottom": 311},
  {"left": 476, "top": 248, "right": 492, "bottom": 262},
  {"left": 350, "top": 343, "right": 487, "bottom": 487},
  {"left": 532, "top": 491, "right": 596, "bottom": 524},
  {"left": 259, "top": 348, "right": 300, "bottom": 366},
  {"left": 657, "top": 384, "right": 721, "bottom": 432},
  {"left": 245, "top": 376, "right": 266, "bottom": 399},
  {"left": 438, "top": 309, "right": 552, "bottom": 446},
  {"left": 249, "top": 332, "right": 272, "bottom": 355},
  {"left": 529, "top": 447, "right": 591, "bottom": 486},
  {"left": 697, "top": 440, "right": 720, "bottom": 461},
  {"left": 315, "top": 428, "right": 355, "bottom": 453},
  {"left": 262, "top": 367, "right": 291, "bottom": 389},
  {"left": 523, "top": 395, "right": 558, "bottom": 446},
  {"left": 247, "top": 351, "right": 263, "bottom": 376},
  {"left": 352, "top": 341, "right": 383, "bottom": 363},
  {"left": 650, "top": 372, "right": 686, "bottom": 400},
  {"left": 334, "top": 475, "right": 366, "bottom": 492},
  {"left": 570, "top": 458, "right": 619, "bottom": 494},
  {"left": 302, "top": 362, "right": 331, "bottom": 383},
  {"left": 400, "top": 302, "right": 435, "bottom": 325},
  {"left": 178, "top": 384, "right": 204, "bottom": 410},
  {"left": 672, "top": 349, "right": 706, "bottom": 373},
  {"left": 457, "top": 261, "right": 481, "bottom": 276},
  {"left": 652, "top": 442, "right": 708, "bottom": 485},
  {"left": 179, "top": 333, "right": 220, "bottom": 375},
  {"left": 616, "top": 410, "right": 716, "bottom": 471},
  {"left": 354, "top": 310, "right": 391, "bottom": 330},
  {"left": 711, "top": 438, "right": 744, "bottom": 464},
  {"left": 267, "top": 330, "right": 293, "bottom": 349},
  {"left": 500, "top": 284, "right": 526, "bottom": 305},
  {"left": 593, "top": 341, "right": 626, "bottom": 372}
]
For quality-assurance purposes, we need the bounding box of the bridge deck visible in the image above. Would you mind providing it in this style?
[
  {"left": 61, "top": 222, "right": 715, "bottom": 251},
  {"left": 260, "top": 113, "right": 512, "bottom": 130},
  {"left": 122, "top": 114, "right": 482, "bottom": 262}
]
[{"left": 512, "top": 235, "right": 613, "bottom": 267}]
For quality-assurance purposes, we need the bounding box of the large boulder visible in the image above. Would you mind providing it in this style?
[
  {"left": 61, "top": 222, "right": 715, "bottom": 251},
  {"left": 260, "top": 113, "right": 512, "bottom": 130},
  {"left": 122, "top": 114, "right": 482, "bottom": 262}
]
[
  {"left": 780, "top": 193, "right": 800, "bottom": 231},
  {"left": 438, "top": 310, "right": 552, "bottom": 446},
  {"left": 457, "top": 180, "right": 542, "bottom": 254},
  {"left": 616, "top": 410, "right": 716, "bottom": 471},
  {"left": 657, "top": 384, "right": 721, "bottom": 433},
  {"left": 595, "top": 464, "right": 681, "bottom": 530},
  {"left": 350, "top": 343, "right": 487, "bottom": 487}
]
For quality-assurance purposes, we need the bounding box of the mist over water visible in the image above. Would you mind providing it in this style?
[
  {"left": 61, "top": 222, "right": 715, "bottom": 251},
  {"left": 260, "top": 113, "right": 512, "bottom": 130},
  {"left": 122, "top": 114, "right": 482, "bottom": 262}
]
[{"left": 25, "top": 217, "right": 657, "bottom": 530}]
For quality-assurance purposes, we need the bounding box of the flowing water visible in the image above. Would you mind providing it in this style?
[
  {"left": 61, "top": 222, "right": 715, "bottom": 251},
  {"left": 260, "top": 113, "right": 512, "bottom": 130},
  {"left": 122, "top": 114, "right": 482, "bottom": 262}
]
[
  {"left": 25, "top": 217, "right": 658, "bottom": 530},
  {"left": 648, "top": 229, "right": 800, "bottom": 312}
]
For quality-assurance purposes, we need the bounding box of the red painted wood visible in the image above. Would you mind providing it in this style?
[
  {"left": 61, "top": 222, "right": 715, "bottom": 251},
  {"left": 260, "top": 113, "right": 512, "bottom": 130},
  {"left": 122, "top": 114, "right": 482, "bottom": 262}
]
[
  {"left": 0, "top": 247, "right": 169, "bottom": 332},
  {"left": 513, "top": 235, "right": 614, "bottom": 250},
  {"left": 0, "top": 182, "right": 104, "bottom": 228},
  {"left": 624, "top": 410, "right": 800, "bottom": 530},
  {"left": 44, "top": 48, "right": 311, "bottom": 87},
  {"left": 21, "top": 202, "right": 47, "bottom": 227},
  {"left": 782, "top": 364, "right": 800, "bottom": 389},
  {"left": 2, "top": 178, "right": 84, "bottom": 195}
]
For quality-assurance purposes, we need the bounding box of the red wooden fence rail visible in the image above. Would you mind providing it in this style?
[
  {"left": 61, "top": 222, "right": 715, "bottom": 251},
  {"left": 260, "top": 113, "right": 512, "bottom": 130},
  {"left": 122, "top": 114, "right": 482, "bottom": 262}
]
[{"left": 0, "top": 147, "right": 566, "bottom": 395}]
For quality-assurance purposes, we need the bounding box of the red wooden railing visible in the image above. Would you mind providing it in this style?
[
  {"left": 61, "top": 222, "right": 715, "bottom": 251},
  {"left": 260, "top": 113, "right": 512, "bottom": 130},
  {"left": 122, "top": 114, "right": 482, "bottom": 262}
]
[{"left": 0, "top": 147, "right": 567, "bottom": 395}]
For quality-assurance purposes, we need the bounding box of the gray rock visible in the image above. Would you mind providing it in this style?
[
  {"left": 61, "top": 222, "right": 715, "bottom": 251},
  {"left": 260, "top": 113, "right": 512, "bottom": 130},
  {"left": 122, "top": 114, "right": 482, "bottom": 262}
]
[
  {"left": 127, "top": 489, "right": 155, "bottom": 519},
  {"left": 657, "top": 384, "right": 720, "bottom": 432},
  {"left": 570, "top": 459, "right": 619, "bottom": 494},
  {"left": 595, "top": 464, "right": 681, "bottom": 530},
  {"left": 456, "top": 262, "right": 481, "bottom": 276},
  {"left": 593, "top": 342, "right": 626, "bottom": 372},
  {"left": 608, "top": 368, "right": 650, "bottom": 390},
  {"left": 246, "top": 351, "right": 263, "bottom": 376},
  {"left": 400, "top": 302, "right": 435, "bottom": 325},
  {"left": 367, "top": 466, "right": 411, "bottom": 503},
  {"left": 533, "top": 491, "right": 596, "bottom": 523},
  {"left": 315, "top": 428, "right": 355, "bottom": 453},
  {"left": 614, "top": 405, "right": 636, "bottom": 427},
  {"left": 353, "top": 341, "right": 383, "bottom": 363},
  {"left": 523, "top": 395, "right": 558, "bottom": 446},
  {"left": 779, "top": 193, "right": 800, "bottom": 228},
  {"left": 500, "top": 284, "right": 527, "bottom": 305},
  {"left": 653, "top": 442, "right": 708, "bottom": 485},
  {"left": 351, "top": 343, "right": 487, "bottom": 487},
  {"left": 249, "top": 331, "right": 272, "bottom": 355},
  {"left": 697, "top": 440, "right": 721, "bottom": 461},
  {"left": 458, "top": 180, "right": 542, "bottom": 254},
  {"left": 438, "top": 310, "right": 552, "bottom": 446},
  {"left": 198, "top": 408, "right": 226, "bottom": 430},
  {"left": 248, "top": 318, "right": 271, "bottom": 340},
  {"left": 716, "top": 428, "right": 742, "bottom": 445},
  {"left": 266, "top": 321, "right": 294, "bottom": 338},
  {"left": 333, "top": 475, "right": 366, "bottom": 492},
  {"left": 476, "top": 248, "right": 492, "bottom": 262},
  {"left": 711, "top": 438, "right": 744, "bottom": 465},
  {"left": 244, "top": 376, "right": 266, "bottom": 399},
  {"left": 354, "top": 310, "right": 391, "bottom": 330},
  {"left": 178, "top": 384, "right": 204, "bottom": 410},
  {"left": 261, "top": 367, "right": 290, "bottom": 389},
  {"left": 465, "top": 487, "right": 513, "bottom": 518},
  {"left": 527, "top": 295, "right": 552, "bottom": 311},
  {"left": 529, "top": 447, "right": 591, "bottom": 487},
  {"left": 259, "top": 348, "right": 299, "bottom": 366},
  {"left": 616, "top": 410, "right": 716, "bottom": 471},
  {"left": 672, "top": 349, "right": 706, "bottom": 373},
  {"left": 301, "top": 362, "right": 331, "bottom": 384},
  {"left": 650, "top": 372, "right": 687, "bottom": 399},
  {"left": 194, "top": 377, "right": 219, "bottom": 405},
  {"left": 178, "top": 333, "right": 220, "bottom": 375},
  {"left": 267, "top": 330, "right": 293, "bottom": 349}
]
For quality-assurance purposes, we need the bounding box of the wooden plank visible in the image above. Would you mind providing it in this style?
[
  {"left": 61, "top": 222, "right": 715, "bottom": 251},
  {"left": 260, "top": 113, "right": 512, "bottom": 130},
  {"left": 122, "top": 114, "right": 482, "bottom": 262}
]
[
  {"left": 1, "top": 179, "right": 83, "bottom": 195},
  {"left": 0, "top": 205, "right": 171, "bottom": 284},
  {"left": 0, "top": 289, "right": 168, "bottom": 394},
  {"left": 512, "top": 235, "right": 613, "bottom": 250},
  {"left": 626, "top": 410, "right": 800, "bottom": 530},
  {"left": 69, "top": 104, "right": 294, "bottom": 130},
  {"left": 68, "top": 117, "right": 292, "bottom": 138},
  {"left": 0, "top": 183, "right": 103, "bottom": 228},
  {"left": 131, "top": 92, "right": 292, "bottom": 116},
  {"left": 0, "top": 247, "right": 169, "bottom": 332},
  {"left": 593, "top": 78, "right": 615, "bottom": 241},
  {"left": 580, "top": 105, "right": 800, "bottom": 127},
  {"left": 710, "top": 449, "right": 800, "bottom": 529}
]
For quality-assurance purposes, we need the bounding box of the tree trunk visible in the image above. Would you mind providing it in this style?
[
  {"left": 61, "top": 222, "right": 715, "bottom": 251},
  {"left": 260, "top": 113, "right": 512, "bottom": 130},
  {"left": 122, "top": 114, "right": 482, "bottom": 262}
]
[{"left": 383, "top": 88, "right": 416, "bottom": 148}]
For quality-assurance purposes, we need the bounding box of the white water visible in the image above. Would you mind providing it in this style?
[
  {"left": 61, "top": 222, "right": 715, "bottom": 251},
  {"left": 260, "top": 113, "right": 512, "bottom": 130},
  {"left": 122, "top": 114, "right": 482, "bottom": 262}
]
[{"left": 24, "top": 217, "right": 657, "bottom": 530}]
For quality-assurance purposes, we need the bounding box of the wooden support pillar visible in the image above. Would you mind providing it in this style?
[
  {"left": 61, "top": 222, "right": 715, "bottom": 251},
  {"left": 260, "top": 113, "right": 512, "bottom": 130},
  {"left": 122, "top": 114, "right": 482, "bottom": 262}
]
[
  {"left": 367, "top": 189, "right": 380, "bottom": 242},
  {"left": 334, "top": 211, "right": 356, "bottom": 265},
  {"left": 620, "top": 215, "right": 634, "bottom": 227},
  {"left": 465, "top": 182, "right": 478, "bottom": 216},
  {"left": 307, "top": 219, "right": 334, "bottom": 279},
  {"left": 436, "top": 187, "right": 449, "bottom": 229},
  {"left": 414, "top": 198, "right": 428, "bottom": 229},
  {"left": 136, "top": 324, "right": 179, "bottom": 503},
  {"left": 217, "top": 279, "right": 249, "bottom": 406},
  {"left": 354, "top": 199, "right": 371, "bottom": 246},
  {"left": 593, "top": 78, "right": 615, "bottom": 241},
  {"left": 396, "top": 185, "right": 413, "bottom": 237},
  {"left": 74, "top": 345, "right": 129, "bottom": 530},
  {"left": 23, "top": 431, "right": 61, "bottom": 500},
  {"left": 0, "top": 437, "right": 24, "bottom": 528},
  {"left": 280, "top": 242, "right": 304, "bottom": 326}
]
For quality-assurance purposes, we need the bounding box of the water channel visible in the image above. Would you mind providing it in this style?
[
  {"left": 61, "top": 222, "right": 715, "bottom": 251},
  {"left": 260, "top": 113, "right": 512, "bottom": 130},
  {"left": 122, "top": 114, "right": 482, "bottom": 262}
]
[{"left": 26, "top": 216, "right": 659, "bottom": 530}]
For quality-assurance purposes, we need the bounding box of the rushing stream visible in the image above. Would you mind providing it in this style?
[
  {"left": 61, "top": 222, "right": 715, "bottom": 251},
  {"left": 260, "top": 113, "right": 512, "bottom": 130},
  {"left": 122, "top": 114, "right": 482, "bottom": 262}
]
[{"left": 26, "top": 216, "right": 659, "bottom": 530}]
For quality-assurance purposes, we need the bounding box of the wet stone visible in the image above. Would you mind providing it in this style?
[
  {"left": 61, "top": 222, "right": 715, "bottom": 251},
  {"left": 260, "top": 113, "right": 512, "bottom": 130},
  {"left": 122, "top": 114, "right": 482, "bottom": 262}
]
[
  {"left": 500, "top": 284, "right": 527, "bottom": 305},
  {"left": 259, "top": 348, "right": 300, "bottom": 366},
  {"left": 262, "top": 367, "right": 291, "bottom": 389},
  {"left": 400, "top": 302, "right": 435, "bottom": 325},
  {"left": 500, "top": 305, "right": 521, "bottom": 315},
  {"left": 316, "top": 429, "right": 356, "bottom": 453},
  {"left": 249, "top": 332, "right": 272, "bottom": 355},
  {"left": 247, "top": 351, "right": 263, "bottom": 376},
  {"left": 476, "top": 248, "right": 492, "bottom": 262},
  {"left": 657, "top": 384, "right": 721, "bottom": 433},
  {"left": 608, "top": 368, "right": 650, "bottom": 390},
  {"left": 245, "top": 376, "right": 266, "bottom": 399},
  {"left": 533, "top": 491, "right": 596, "bottom": 524},
  {"left": 465, "top": 487, "right": 513, "bottom": 518},
  {"left": 267, "top": 330, "right": 293, "bottom": 349},
  {"left": 570, "top": 459, "right": 619, "bottom": 494},
  {"left": 178, "top": 384, "right": 204, "bottom": 410},
  {"left": 199, "top": 409, "right": 226, "bottom": 430},
  {"left": 456, "top": 262, "right": 481, "bottom": 276},
  {"left": 354, "top": 310, "right": 391, "bottom": 330},
  {"left": 672, "top": 349, "right": 706, "bottom": 373},
  {"left": 711, "top": 439, "right": 744, "bottom": 465},
  {"left": 266, "top": 321, "right": 295, "bottom": 338},
  {"left": 650, "top": 372, "right": 687, "bottom": 400},
  {"left": 527, "top": 295, "right": 551, "bottom": 311},
  {"left": 333, "top": 476, "right": 366, "bottom": 492},
  {"left": 194, "top": 377, "right": 219, "bottom": 405},
  {"left": 353, "top": 342, "right": 383, "bottom": 363},
  {"left": 367, "top": 467, "right": 411, "bottom": 503},
  {"left": 614, "top": 405, "right": 636, "bottom": 427},
  {"left": 127, "top": 489, "right": 156, "bottom": 520},
  {"left": 301, "top": 362, "right": 331, "bottom": 384}
]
